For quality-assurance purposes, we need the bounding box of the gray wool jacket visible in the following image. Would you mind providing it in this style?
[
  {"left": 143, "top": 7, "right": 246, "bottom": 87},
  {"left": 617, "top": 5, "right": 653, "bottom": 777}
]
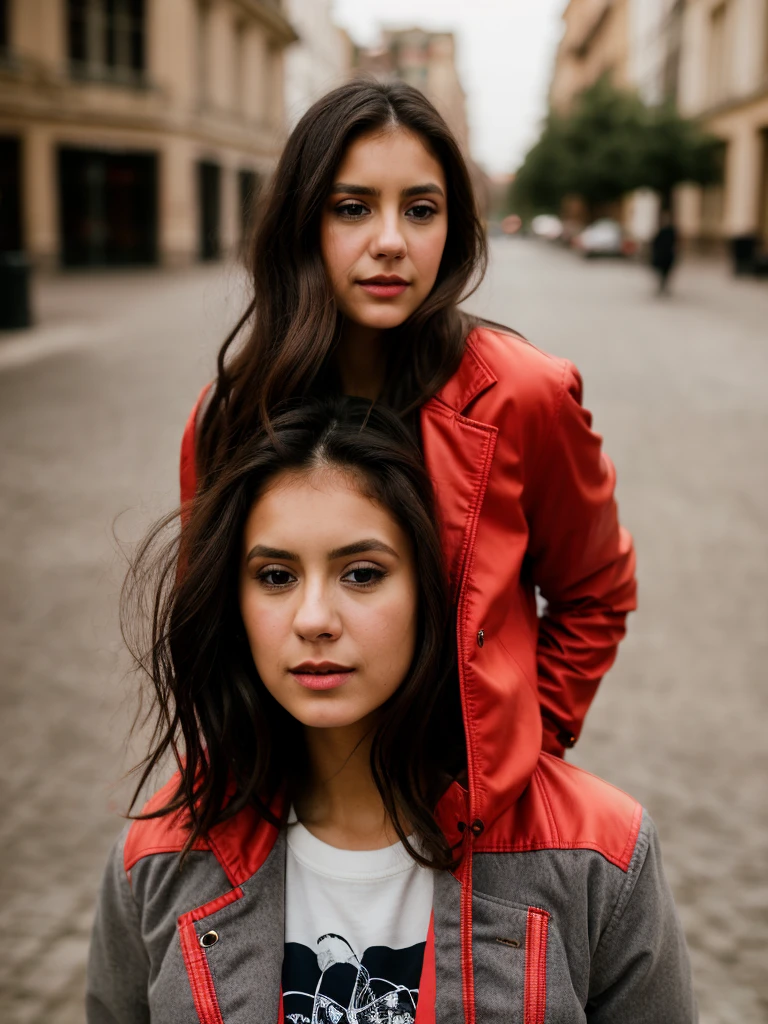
[{"left": 86, "top": 754, "right": 696, "bottom": 1023}]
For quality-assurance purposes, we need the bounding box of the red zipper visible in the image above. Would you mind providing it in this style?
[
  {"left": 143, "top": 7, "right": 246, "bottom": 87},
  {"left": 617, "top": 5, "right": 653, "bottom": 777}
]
[{"left": 524, "top": 906, "right": 550, "bottom": 1024}]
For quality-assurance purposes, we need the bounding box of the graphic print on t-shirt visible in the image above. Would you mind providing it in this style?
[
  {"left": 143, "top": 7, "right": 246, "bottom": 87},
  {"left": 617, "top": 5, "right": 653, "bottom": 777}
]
[{"left": 282, "top": 932, "right": 425, "bottom": 1024}]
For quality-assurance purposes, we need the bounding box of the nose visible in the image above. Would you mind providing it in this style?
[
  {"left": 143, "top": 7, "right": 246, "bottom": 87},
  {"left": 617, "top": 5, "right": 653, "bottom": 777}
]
[
  {"left": 370, "top": 208, "right": 406, "bottom": 261},
  {"left": 292, "top": 581, "right": 342, "bottom": 643}
]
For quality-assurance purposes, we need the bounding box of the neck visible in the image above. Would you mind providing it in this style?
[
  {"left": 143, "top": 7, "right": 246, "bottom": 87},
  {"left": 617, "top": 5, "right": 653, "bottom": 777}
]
[
  {"left": 295, "top": 718, "right": 399, "bottom": 850},
  {"left": 336, "top": 319, "right": 387, "bottom": 401}
]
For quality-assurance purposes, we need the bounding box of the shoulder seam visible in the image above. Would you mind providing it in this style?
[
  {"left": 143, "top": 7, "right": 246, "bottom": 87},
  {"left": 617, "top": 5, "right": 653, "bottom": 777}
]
[{"left": 590, "top": 812, "right": 652, "bottom": 967}]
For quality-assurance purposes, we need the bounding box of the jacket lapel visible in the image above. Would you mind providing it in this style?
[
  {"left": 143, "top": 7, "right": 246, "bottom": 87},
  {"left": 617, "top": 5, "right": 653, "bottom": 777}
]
[
  {"left": 420, "top": 341, "right": 498, "bottom": 599},
  {"left": 178, "top": 833, "right": 286, "bottom": 1024}
]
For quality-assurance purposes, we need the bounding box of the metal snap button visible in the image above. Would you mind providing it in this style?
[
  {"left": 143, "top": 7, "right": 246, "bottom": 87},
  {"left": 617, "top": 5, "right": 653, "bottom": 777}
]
[
  {"left": 477, "top": 629, "right": 484, "bottom": 647},
  {"left": 470, "top": 819, "right": 485, "bottom": 836},
  {"left": 199, "top": 930, "right": 219, "bottom": 949}
]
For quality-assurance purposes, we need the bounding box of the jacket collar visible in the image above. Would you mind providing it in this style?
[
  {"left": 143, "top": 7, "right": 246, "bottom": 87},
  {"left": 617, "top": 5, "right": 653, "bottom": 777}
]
[{"left": 433, "top": 330, "right": 497, "bottom": 414}]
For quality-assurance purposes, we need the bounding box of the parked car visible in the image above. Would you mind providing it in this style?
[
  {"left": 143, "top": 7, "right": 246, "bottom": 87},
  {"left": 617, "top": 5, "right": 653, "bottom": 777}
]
[
  {"left": 530, "top": 214, "right": 563, "bottom": 242},
  {"left": 572, "top": 219, "right": 637, "bottom": 258}
]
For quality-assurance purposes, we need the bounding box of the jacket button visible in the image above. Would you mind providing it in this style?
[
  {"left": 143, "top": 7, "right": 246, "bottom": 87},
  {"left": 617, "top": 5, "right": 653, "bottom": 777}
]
[
  {"left": 200, "top": 930, "right": 219, "bottom": 948},
  {"left": 470, "top": 819, "right": 484, "bottom": 836},
  {"left": 457, "top": 820, "right": 467, "bottom": 833},
  {"left": 476, "top": 630, "right": 484, "bottom": 647},
  {"left": 557, "top": 729, "right": 577, "bottom": 749}
]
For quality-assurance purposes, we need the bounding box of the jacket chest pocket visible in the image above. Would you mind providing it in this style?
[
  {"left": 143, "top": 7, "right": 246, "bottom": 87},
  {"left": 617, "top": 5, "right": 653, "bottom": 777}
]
[{"left": 472, "top": 894, "right": 583, "bottom": 1023}]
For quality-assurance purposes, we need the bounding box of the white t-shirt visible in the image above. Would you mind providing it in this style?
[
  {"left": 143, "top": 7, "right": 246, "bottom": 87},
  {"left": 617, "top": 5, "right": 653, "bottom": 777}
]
[{"left": 282, "top": 816, "right": 434, "bottom": 1024}]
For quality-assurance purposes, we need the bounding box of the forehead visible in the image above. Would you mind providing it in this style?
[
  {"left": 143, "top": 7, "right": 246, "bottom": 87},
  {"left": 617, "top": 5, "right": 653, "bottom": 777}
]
[
  {"left": 243, "top": 467, "right": 408, "bottom": 552},
  {"left": 334, "top": 128, "right": 446, "bottom": 191}
]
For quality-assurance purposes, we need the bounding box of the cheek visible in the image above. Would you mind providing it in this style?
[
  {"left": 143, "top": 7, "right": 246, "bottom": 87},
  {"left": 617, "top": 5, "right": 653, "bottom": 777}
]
[
  {"left": 356, "top": 591, "right": 418, "bottom": 689},
  {"left": 240, "top": 594, "right": 284, "bottom": 672},
  {"left": 321, "top": 220, "right": 355, "bottom": 284},
  {"left": 411, "top": 226, "right": 448, "bottom": 283}
]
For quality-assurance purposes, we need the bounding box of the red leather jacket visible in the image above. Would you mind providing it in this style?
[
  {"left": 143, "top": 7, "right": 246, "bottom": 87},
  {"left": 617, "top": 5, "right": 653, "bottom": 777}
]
[{"left": 180, "top": 326, "right": 636, "bottom": 770}]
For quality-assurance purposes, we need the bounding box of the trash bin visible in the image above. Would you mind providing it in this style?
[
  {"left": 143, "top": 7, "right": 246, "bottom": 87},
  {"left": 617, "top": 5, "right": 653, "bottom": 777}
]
[
  {"left": 730, "top": 234, "right": 757, "bottom": 276},
  {"left": 0, "top": 251, "right": 32, "bottom": 329}
]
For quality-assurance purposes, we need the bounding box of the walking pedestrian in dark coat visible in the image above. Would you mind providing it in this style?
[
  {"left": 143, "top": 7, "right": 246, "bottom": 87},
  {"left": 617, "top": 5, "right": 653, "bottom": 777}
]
[{"left": 651, "top": 212, "right": 678, "bottom": 295}]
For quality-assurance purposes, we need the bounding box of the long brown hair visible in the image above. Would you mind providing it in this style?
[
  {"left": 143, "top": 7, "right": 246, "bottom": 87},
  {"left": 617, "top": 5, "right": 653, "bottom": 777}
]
[
  {"left": 197, "top": 78, "right": 487, "bottom": 485},
  {"left": 124, "top": 398, "right": 465, "bottom": 868}
]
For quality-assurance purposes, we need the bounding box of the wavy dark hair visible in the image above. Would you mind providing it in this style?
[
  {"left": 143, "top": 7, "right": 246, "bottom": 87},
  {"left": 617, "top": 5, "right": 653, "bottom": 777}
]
[
  {"left": 124, "top": 398, "right": 465, "bottom": 869},
  {"left": 196, "top": 78, "right": 488, "bottom": 485}
]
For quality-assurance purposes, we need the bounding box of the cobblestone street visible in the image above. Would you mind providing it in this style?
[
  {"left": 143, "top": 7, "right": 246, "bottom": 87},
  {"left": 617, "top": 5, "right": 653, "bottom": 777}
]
[{"left": 1, "top": 241, "right": 766, "bottom": 1022}]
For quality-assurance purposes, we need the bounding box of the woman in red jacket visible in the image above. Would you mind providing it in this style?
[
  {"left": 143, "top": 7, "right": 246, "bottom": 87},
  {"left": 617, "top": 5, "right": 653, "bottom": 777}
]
[{"left": 182, "top": 78, "right": 636, "bottom": 759}]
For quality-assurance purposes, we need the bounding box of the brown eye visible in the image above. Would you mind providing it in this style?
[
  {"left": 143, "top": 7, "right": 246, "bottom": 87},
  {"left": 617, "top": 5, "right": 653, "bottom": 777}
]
[
  {"left": 407, "top": 204, "right": 436, "bottom": 221},
  {"left": 341, "top": 565, "right": 386, "bottom": 587},
  {"left": 256, "top": 568, "right": 296, "bottom": 588},
  {"left": 336, "top": 202, "right": 368, "bottom": 219}
]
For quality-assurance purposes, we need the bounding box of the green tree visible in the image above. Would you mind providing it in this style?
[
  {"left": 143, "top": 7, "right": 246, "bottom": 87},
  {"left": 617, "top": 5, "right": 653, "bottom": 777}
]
[
  {"left": 639, "top": 102, "right": 722, "bottom": 211},
  {"left": 511, "top": 77, "right": 721, "bottom": 222}
]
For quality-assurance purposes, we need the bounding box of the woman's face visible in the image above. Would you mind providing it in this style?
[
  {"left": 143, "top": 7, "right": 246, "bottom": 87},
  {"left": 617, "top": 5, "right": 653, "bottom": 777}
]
[
  {"left": 239, "top": 466, "right": 418, "bottom": 733},
  {"left": 320, "top": 128, "right": 449, "bottom": 332}
]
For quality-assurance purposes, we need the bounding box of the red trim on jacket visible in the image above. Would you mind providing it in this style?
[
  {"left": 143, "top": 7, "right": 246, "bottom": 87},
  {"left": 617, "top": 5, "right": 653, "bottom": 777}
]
[
  {"left": 524, "top": 906, "right": 550, "bottom": 1024},
  {"left": 414, "top": 913, "right": 436, "bottom": 1024},
  {"left": 474, "top": 754, "right": 642, "bottom": 872},
  {"left": 124, "top": 774, "right": 210, "bottom": 875},
  {"left": 177, "top": 888, "right": 244, "bottom": 1024},
  {"left": 124, "top": 775, "right": 282, "bottom": 887},
  {"left": 126, "top": 756, "right": 642, "bottom": 892}
]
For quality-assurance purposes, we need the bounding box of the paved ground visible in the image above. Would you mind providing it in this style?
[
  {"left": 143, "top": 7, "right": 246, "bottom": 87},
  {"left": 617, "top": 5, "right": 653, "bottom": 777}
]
[{"left": 1, "top": 242, "right": 766, "bottom": 1022}]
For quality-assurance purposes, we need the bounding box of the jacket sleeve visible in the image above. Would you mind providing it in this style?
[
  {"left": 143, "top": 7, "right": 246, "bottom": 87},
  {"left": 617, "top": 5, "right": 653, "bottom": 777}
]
[
  {"left": 86, "top": 829, "right": 150, "bottom": 1024},
  {"left": 525, "top": 360, "right": 636, "bottom": 756},
  {"left": 587, "top": 814, "right": 697, "bottom": 1022}
]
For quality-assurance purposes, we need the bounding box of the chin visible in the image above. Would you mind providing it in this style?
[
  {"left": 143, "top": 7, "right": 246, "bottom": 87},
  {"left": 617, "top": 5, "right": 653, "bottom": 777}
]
[
  {"left": 359, "top": 311, "right": 412, "bottom": 331},
  {"left": 285, "top": 697, "right": 367, "bottom": 732}
]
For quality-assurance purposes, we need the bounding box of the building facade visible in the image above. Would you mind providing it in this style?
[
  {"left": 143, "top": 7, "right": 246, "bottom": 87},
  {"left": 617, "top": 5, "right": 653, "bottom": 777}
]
[
  {"left": 0, "top": 0, "right": 297, "bottom": 267},
  {"left": 676, "top": 0, "right": 768, "bottom": 244},
  {"left": 629, "top": 0, "right": 684, "bottom": 105},
  {"left": 625, "top": 0, "right": 686, "bottom": 239},
  {"left": 283, "top": 0, "right": 351, "bottom": 128},
  {"left": 549, "top": 0, "right": 631, "bottom": 114},
  {"left": 355, "top": 29, "right": 471, "bottom": 156}
]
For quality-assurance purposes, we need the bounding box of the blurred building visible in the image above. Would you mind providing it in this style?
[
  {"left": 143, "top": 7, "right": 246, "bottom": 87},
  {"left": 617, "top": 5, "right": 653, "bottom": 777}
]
[
  {"left": 283, "top": 0, "right": 353, "bottom": 128},
  {"left": 0, "top": 0, "right": 297, "bottom": 268},
  {"left": 629, "top": 0, "right": 684, "bottom": 105},
  {"left": 355, "top": 29, "right": 471, "bottom": 156},
  {"left": 353, "top": 28, "right": 491, "bottom": 214},
  {"left": 626, "top": 0, "right": 686, "bottom": 240},
  {"left": 549, "top": 0, "right": 631, "bottom": 114},
  {"left": 676, "top": 0, "right": 768, "bottom": 247}
]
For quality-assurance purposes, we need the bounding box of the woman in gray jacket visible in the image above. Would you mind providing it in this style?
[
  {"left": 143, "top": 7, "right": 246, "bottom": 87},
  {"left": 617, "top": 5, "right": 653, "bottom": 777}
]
[{"left": 88, "top": 399, "right": 695, "bottom": 1023}]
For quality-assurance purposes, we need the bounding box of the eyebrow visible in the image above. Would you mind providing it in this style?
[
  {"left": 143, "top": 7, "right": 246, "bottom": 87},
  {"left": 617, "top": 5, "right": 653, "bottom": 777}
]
[
  {"left": 245, "top": 539, "right": 399, "bottom": 563},
  {"left": 330, "top": 182, "right": 445, "bottom": 199},
  {"left": 328, "top": 540, "right": 399, "bottom": 560}
]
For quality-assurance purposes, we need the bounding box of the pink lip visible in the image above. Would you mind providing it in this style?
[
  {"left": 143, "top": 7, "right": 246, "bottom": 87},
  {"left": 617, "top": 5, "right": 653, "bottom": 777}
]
[
  {"left": 357, "top": 277, "right": 410, "bottom": 298},
  {"left": 291, "top": 670, "right": 355, "bottom": 691},
  {"left": 290, "top": 663, "right": 355, "bottom": 691}
]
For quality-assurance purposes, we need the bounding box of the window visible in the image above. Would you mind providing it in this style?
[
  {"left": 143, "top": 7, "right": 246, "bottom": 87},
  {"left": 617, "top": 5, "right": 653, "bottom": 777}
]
[
  {"left": 68, "top": 0, "right": 146, "bottom": 83},
  {"left": 708, "top": 2, "right": 730, "bottom": 104},
  {"left": 233, "top": 20, "right": 246, "bottom": 113},
  {"left": 196, "top": 1, "right": 210, "bottom": 106},
  {"left": 0, "top": 0, "right": 8, "bottom": 53}
]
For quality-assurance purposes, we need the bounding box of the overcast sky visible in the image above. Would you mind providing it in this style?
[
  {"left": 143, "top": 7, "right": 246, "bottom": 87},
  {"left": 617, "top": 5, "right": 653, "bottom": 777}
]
[{"left": 331, "top": 0, "right": 565, "bottom": 175}]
